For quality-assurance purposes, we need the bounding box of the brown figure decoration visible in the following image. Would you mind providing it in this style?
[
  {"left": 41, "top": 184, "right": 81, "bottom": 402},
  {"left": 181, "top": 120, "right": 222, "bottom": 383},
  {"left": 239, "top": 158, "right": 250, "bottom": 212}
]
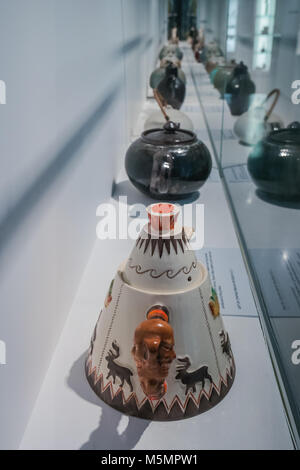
[{"left": 132, "top": 306, "right": 176, "bottom": 400}]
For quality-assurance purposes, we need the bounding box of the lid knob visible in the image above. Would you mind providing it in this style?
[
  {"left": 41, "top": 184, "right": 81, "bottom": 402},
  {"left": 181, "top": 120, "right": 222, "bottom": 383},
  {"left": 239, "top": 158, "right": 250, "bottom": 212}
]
[
  {"left": 147, "top": 203, "right": 180, "bottom": 234},
  {"left": 287, "top": 121, "right": 300, "bottom": 130},
  {"left": 163, "top": 120, "right": 180, "bottom": 132}
]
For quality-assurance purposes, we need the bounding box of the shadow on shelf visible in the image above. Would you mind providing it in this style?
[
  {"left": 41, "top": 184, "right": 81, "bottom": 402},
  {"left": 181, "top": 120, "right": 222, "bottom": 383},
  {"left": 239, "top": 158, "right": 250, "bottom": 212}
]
[
  {"left": 255, "top": 190, "right": 300, "bottom": 210},
  {"left": 67, "top": 351, "right": 149, "bottom": 450},
  {"left": 112, "top": 179, "right": 200, "bottom": 206}
]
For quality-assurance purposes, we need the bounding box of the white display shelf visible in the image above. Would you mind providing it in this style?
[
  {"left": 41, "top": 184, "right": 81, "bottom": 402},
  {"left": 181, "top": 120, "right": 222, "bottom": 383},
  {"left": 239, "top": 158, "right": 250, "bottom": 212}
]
[
  {"left": 190, "top": 47, "right": 300, "bottom": 447},
  {"left": 20, "top": 43, "right": 293, "bottom": 450}
]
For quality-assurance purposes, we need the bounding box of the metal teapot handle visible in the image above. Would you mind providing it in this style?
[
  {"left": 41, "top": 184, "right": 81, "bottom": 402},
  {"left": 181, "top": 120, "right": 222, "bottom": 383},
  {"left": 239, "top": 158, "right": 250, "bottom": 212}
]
[
  {"left": 153, "top": 88, "right": 170, "bottom": 122},
  {"left": 150, "top": 150, "right": 174, "bottom": 195},
  {"left": 261, "top": 88, "right": 280, "bottom": 122}
]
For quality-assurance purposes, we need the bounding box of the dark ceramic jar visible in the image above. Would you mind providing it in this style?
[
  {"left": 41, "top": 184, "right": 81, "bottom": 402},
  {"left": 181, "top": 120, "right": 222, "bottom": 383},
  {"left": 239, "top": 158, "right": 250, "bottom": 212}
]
[
  {"left": 125, "top": 121, "right": 212, "bottom": 200},
  {"left": 150, "top": 64, "right": 186, "bottom": 89},
  {"left": 225, "top": 62, "right": 255, "bottom": 115},
  {"left": 157, "top": 64, "right": 186, "bottom": 109},
  {"left": 247, "top": 122, "right": 300, "bottom": 200}
]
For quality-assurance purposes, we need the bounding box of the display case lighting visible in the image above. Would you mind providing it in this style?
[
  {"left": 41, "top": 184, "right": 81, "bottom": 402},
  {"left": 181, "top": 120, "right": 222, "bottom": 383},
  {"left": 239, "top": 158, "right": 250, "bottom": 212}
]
[{"left": 253, "top": 0, "right": 277, "bottom": 71}]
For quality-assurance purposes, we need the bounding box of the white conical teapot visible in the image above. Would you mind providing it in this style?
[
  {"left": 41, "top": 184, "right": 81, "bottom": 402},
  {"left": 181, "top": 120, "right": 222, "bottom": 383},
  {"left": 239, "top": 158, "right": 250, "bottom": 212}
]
[{"left": 86, "top": 203, "right": 235, "bottom": 420}]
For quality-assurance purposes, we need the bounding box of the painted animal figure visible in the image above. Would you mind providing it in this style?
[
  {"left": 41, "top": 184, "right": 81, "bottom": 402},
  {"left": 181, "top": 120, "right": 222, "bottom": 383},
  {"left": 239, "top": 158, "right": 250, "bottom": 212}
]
[
  {"left": 175, "top": 356, "right": 213, "bottom": 395},
  {"left": 105, "top": 341, "right": 133, "bottom": 392},
  {"left": 219, "top": 330, "right": 232, "bottom": 359}
]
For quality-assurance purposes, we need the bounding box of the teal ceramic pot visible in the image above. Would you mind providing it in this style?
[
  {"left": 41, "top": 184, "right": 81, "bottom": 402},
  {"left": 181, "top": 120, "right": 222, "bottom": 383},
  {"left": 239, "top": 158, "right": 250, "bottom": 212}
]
[
  {"left": 247, "top": 122, "right": 300, "bottom": 200},
  {"left": 150, "top": 66, "right": 186, "bottom": 89}
]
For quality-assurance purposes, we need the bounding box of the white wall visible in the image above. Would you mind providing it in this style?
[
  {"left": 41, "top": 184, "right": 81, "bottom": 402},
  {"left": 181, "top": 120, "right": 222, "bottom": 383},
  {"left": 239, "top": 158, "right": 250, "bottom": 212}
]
[
  {"left": 116, "top": 0, "right": 167, "bottom": 169},
  {"left": 0, "top": 0, "right": 167, "bottom": 449}
]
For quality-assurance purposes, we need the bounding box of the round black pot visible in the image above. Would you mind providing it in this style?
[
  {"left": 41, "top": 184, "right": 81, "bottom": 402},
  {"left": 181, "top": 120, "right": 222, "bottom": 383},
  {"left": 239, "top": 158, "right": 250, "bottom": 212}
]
[
  {"left": 125, "top": 121, "right": 212, "bottom": 200},
  {"left": 247, "top": 122, "right": 300, "bottom": 201}
]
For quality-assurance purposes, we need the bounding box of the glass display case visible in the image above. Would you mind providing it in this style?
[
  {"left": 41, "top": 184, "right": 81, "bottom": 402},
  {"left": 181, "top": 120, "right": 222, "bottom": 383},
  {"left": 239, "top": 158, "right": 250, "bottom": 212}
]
[
  {"left": 187, "top": 0, "right": 300, "bottom": 449},
  {"left": 1, "top": 0, "right": 299, "bottom": 451},
  {"left": 216, "top": 0, "right": 300, "bottom": 447},
  {"left": 252, "top": 0, "right": 277, "bottom": 71}
]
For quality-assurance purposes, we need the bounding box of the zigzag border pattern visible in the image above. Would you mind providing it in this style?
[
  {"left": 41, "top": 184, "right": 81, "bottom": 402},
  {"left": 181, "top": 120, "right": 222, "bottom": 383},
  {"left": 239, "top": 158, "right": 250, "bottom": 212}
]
[{"left": 85, "top": 355, "right": 235, "bottom": 421}]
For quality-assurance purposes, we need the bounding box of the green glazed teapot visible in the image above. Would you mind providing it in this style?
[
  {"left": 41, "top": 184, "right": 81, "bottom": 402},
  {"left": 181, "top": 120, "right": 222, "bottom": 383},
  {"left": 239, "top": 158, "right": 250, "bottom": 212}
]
[{"left": 247, "top": 122, "right": 300, "bottom": 200}]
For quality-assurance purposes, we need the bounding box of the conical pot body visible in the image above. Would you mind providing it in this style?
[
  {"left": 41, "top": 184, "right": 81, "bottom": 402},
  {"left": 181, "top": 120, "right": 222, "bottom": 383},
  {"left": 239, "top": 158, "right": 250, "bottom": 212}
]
[{"left": 86, "top": 204, "right": 235, "bottom": 420}]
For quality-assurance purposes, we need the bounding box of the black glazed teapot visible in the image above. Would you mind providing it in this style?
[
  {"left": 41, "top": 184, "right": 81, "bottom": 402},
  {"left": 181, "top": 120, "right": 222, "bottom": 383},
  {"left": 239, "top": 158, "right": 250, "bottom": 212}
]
[
  {"left": 125, "top": 121, "right": 212, "bottom": 200},
  {"left": 225, "top": 62, "right": 256, "bottom": 116},
  {"left": 156, "top": 63, "right": 186, "bottom": 110},
  {"left": 247, "top": 122, "right": 300, "bottom": 200}
]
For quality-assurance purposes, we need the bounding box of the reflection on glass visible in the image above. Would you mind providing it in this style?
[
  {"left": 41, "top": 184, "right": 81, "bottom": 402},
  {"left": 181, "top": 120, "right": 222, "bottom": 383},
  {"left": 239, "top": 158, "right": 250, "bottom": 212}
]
[
  {"left": 253, "top": 0, "right": 276, "bottom": 71},
  {"left": 219, "top": 0, "right": 300, "bottom": 446},
  {"left": 227, "top": 0, "right": 239, "bottom": 53}
]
